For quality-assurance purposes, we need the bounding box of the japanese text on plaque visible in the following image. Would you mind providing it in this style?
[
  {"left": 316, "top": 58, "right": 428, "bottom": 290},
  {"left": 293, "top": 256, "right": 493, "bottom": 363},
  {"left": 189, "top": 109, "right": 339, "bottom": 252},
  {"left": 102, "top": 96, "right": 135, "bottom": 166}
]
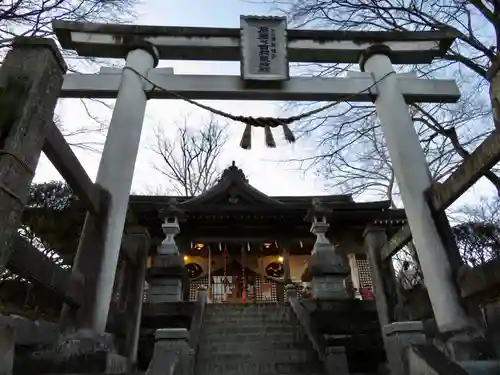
[{"left": 257, "top": 26, "right": 277, "bottom": 74}]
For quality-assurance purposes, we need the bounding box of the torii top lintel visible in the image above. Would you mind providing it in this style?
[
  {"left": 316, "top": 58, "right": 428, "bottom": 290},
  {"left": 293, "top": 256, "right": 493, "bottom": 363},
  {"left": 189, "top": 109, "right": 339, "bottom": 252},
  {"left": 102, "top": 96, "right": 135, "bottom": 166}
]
[{"left": 52, "top": 19, "right": 457, "bottom": 64}]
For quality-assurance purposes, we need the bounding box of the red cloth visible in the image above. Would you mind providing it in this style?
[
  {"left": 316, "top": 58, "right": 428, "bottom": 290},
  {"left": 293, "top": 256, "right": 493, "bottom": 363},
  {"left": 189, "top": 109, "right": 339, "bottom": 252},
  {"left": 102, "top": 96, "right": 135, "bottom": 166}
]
[{"left": 360, "top": 286, "right": 375, "bottom": 300}]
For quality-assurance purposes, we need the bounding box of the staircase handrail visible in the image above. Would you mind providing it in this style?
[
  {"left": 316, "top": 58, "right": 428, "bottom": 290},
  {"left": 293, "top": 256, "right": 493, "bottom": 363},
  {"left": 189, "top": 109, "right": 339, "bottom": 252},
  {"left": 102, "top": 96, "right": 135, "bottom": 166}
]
[
  {"left": 146, "top": 350, "right": 178, "bottom": 375},
  {"left": 188, "top": 286, "right": 208, "bottom": 375},
  {"left": 288, "top": 293, "right": 327, "bottom": 361},
  {"left": 408, "top": 343, "right": 469, "bottom": 375}
]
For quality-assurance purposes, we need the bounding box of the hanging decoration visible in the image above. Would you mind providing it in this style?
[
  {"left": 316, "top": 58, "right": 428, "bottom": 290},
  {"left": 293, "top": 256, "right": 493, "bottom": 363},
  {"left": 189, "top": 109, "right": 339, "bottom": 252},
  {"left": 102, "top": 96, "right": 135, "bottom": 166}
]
[
  {"left": 222, "top": 246, "right": 229, "bottom": 293},
  {"left": 185, "top": 263, "right": 203, "bottom": 279},
  {"left": 241, "top": 245, "right": 247, "bottom": 302},
  {"left": 265, "top": 261, "right": 284, "bottom": 278}
]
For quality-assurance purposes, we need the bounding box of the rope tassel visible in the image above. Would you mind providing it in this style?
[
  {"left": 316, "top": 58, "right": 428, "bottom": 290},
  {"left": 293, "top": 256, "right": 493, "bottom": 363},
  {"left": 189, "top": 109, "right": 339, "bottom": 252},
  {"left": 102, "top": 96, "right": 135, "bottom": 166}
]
[
  {"left": 282, "top": 124, "right": 296, "bottom": 143},
  {"left": 264, "top": 126, "right": 276, "bottom": 148},
  {"left": 240, "top": 123, "right": 252, "bottom": 150}
]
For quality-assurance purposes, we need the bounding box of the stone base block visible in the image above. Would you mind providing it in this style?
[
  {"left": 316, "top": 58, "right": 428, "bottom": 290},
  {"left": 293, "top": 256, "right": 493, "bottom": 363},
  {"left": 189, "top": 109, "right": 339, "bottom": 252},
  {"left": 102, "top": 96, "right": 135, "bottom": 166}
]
[
  {"left": 148, "top": 328, "right": 189, "bottom": 375},
  {"left": 324, "top": 346, "right": 349, "bottom": 375},
  {"left": 14, "top": 330, "right": 128, "bottom": 374},
  {"left": 148, "top": 279, "right": 183, "bottom": 303},
  {"left": 0, "top": 315, "right": 60, "bottom": 347},
  {"left": 311, "top": 276, "right": 349, "bottom": 300},
  {"left": 384, "top": 321, "right": 426, "bottom": 375}
]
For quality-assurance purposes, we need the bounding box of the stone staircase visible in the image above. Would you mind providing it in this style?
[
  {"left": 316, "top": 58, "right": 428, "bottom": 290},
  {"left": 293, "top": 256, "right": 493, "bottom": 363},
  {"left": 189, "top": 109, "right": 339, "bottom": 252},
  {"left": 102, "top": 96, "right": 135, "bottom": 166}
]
[{"left": 195, "top": 303, "right": 325, "bottom": 375}]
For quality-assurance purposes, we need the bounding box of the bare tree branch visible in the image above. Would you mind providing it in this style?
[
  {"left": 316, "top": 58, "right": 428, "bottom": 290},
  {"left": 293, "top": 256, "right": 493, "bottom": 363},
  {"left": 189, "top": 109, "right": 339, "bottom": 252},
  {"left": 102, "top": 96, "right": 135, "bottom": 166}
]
[
  {"left": 267, "top": 0, "right": 499, "bottom": 205},
  {"left": 149, "top": 114, "right": 228, "bottom": 196},
  {"left": 1, "top": 0, "right": 139, "bottom": 151}
]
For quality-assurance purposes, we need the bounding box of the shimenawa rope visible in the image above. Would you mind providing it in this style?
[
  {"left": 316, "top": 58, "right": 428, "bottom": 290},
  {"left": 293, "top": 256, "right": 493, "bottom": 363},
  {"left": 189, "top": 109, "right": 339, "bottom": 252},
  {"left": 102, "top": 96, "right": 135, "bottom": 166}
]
[{"left": 122, "top": 66, "right": 395, "bottom": 150}]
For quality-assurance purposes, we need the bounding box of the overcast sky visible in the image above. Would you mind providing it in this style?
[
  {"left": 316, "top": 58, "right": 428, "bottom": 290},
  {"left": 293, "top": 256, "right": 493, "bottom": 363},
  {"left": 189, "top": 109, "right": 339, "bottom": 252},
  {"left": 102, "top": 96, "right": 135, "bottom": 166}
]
[{"left": 33, "top": 0, "right": 494, "bottom": 207}]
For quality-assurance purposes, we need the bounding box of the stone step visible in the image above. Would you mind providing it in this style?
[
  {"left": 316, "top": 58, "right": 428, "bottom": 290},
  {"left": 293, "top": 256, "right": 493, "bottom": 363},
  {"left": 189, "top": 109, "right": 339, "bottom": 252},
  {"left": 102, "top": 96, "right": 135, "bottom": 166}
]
[
  {"left": 204, "top": 312, "right": 295, "bottom": 319},
  {"left": 200, "top": 331, "right": 306, "bottom": 343},
  {"left": 204, "top": 306, "right": 291, "bottom": 311},
  {"left": 201, "top": 326, "right": 306, "bottom": 341},
  {"left": 205, "top": 305, "right": 291, "bottom": 311},
  {"left": 204, "top": 312, "right": 294, "bottom": 319},
  {"left": 205, "top": 305, "right": 289, "bottom": 310},
  {"left": 203, "top": 319, "right": 297, "bottom": 327},
  {"left": 194, "top": 361, "right": 323, "bottom": 374},
  {"left": 197, "top": 350, "right": 318, "bottom": 363},
  {"left": 202, "top": 324, "right": 301, "bottom": 334},
  {"left": 196, "top": 373, "right": 323, "bottom": 375},
  {"left": 203, "top": 313, "right": 297, "bottom": 322},
  {"left": 199, "top": 340, "right": 312, "bottom": 353},
  {"left": 204, "top": 308, "right": 292, "bottom": 316}
]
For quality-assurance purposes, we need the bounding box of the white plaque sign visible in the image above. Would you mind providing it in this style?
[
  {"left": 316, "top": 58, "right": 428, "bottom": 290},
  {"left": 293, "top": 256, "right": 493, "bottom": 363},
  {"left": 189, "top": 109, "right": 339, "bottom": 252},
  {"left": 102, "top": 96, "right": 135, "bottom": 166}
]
[{"left": 240, "top": 16, "right": 289, "bottom": 81}]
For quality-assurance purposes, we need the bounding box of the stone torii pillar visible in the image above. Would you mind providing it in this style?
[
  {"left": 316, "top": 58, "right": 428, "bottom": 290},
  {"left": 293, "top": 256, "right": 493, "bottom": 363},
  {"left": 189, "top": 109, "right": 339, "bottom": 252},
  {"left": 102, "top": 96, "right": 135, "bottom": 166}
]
[
  {"left": 77, "top": 42, "right": 159, "bottom": 333},
  {"left": 359, "top": 45, "right": 469, "bottom": 334}
]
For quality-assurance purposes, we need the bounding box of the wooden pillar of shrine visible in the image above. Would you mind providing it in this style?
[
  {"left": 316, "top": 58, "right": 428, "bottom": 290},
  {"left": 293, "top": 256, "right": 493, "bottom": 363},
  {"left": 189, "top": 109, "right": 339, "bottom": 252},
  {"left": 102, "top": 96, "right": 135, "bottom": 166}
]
[
  {"left": 281, "top": 240, "right": 291, "bottom": 284},
  {"left": 363, "top": 225, "right": 392, "bottom": 327}
]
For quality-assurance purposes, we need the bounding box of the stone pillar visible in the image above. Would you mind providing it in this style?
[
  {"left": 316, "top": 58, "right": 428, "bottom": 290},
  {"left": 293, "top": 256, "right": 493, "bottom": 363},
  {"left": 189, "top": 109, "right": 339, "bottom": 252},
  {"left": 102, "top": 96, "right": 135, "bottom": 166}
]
[
  {"left": 0, "top": 323, "right": 14, "bottom": 375},
  {"left": 148, "top": 328, "right": 190, "bottom": 375},
  {"left": 308, "top": 216, "right": 350, "bottom": 300},
  {"left": 324, "top": 346, "right": 350, "bottom": 375},
  {"left": 383, "top": 321, "right": 426, "bottom": 375},
  {"left": 146, "top": 216, "right": 186, "bottom": 303},
  {"left": 76, "top": 42, "right": 159, "bottom": 333},
  {"left": 125, "top": 228, "right": 150, "bottom": 367},
  {"left": 0, "top": 37, "right": 66, "bottom": 272},
  {"left": 363, "top": 225, "right": 391, "bottom": 327},
  {"left": 360, "top": 45, "right": 469, "bottom": 333}
]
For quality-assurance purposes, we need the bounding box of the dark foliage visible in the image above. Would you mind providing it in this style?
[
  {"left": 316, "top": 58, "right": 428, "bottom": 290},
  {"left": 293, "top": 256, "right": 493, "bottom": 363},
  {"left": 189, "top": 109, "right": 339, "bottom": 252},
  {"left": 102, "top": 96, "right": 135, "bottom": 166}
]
[
  {"left": 453, "top": 221, "right": 500, "bottom": 266},
  {"left": 0, "top": 181, "right": 80, "bottom": 319}
]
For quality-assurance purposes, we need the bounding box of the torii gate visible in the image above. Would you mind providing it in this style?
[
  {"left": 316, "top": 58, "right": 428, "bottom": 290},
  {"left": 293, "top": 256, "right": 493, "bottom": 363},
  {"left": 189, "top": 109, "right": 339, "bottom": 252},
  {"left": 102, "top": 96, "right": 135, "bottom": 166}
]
[{"left": 53, "top": 16, "right": 468, "bottom": 334}]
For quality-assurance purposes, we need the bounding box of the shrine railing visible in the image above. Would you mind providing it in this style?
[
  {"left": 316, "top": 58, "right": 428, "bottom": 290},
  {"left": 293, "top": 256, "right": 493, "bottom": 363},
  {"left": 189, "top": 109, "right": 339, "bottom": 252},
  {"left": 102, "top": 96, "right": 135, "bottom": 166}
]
[{"left": 189, "top": 274, "right": 284, "bottom": 303}]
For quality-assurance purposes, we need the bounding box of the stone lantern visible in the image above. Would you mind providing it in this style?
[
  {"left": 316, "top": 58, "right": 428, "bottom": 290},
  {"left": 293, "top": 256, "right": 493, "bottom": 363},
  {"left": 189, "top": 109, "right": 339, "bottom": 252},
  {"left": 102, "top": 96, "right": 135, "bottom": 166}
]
[
  {"left": 146, "top": 201, "right": 187, "bottom": 303},
  {"left": 306, "top": 199, "right": 350, "bottom": 300}
]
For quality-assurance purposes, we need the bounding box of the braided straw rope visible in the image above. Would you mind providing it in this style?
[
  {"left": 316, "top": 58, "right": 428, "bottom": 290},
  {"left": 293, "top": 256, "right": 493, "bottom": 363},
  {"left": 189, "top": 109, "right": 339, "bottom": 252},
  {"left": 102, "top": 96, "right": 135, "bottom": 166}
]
[{"left": 123, "top": 67, "right": 394, "bottom": 149}]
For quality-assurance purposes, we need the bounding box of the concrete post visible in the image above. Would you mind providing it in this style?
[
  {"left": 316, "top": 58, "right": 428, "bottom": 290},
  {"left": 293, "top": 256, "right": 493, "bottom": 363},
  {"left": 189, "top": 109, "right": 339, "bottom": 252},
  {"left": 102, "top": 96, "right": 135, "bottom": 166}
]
[
  {"left": 360, "top": 46, "right": 469, "bottom": 333},
  {"left": 384, "top": 321, "right": 427, "bottom": 375},
  {"left": 78, "top": 43, "right": 158, "bottom": 333},
  {"left": 0, "top": 38, "right": 66, "bottom": 272}
]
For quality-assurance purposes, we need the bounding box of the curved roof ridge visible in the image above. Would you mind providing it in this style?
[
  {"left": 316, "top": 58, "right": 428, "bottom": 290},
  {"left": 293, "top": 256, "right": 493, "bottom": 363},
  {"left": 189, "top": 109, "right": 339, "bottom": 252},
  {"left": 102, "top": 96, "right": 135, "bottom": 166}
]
[{"left": 180, "top": 161, "right": 284, "bottom": 207}]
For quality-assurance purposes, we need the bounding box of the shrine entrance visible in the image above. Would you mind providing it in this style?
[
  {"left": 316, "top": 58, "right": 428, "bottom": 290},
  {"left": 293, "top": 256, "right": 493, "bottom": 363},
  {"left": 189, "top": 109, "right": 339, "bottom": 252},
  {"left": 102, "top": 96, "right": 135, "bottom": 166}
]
[
  {"left": 189, "top": 261, "right": 281, "bottom": 304},
  {"left": 187, "top": 241, "right": 285, "bottom": 304}
]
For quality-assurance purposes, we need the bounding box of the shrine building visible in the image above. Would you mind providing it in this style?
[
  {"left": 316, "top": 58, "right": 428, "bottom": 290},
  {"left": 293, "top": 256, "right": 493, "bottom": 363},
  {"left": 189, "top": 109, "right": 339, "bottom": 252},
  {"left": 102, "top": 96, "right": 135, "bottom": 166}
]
[{"left": 128, "top": 162, "right": 407, "bottom": 303}]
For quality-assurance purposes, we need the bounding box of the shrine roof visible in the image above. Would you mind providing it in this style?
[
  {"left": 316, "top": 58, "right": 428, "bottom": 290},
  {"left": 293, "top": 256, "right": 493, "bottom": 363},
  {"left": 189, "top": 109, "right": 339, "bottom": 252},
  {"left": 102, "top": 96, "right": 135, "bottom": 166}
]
[{"left": 128, "top": 162, "right": 402, "bottom": 216}]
